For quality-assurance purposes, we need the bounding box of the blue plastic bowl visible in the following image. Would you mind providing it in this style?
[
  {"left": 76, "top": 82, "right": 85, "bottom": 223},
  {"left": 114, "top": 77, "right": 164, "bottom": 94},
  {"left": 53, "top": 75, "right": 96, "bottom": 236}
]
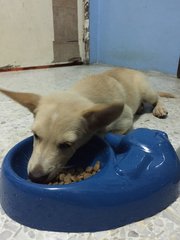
[{"left": 0, "top": 128, "right": 180, "bottom": 232}]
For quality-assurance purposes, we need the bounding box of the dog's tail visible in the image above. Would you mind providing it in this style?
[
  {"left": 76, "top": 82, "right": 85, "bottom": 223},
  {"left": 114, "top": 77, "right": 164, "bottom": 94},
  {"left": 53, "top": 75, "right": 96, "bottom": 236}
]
[{"left": 158, "top": 92, "right": 175, "bottom": 98}]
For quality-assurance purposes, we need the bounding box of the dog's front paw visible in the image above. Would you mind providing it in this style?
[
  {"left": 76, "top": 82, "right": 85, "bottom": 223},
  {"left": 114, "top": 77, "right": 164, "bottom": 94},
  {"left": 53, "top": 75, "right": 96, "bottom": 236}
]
[{"left": 153, "top": 105, "right": 168, "bottom": 118}]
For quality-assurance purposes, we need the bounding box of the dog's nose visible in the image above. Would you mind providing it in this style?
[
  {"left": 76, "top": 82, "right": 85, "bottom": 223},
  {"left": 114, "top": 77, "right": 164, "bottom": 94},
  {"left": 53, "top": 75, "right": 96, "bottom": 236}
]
[{"left": 28, "top": 165, "right": 49, "bottom": 183}]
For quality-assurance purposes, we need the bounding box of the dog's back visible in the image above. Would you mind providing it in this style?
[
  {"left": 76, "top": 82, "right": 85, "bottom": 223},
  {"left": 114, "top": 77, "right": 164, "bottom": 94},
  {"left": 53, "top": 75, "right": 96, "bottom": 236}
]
[{"left": 72, "top": 68, "right": 147, "bottom": 114}]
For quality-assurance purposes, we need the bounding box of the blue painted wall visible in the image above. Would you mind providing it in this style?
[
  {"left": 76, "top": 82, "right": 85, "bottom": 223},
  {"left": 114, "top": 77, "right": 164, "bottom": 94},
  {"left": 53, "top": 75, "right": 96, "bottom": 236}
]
[{"left": 90, "top": 0, "right": 180, "bottom": 74}]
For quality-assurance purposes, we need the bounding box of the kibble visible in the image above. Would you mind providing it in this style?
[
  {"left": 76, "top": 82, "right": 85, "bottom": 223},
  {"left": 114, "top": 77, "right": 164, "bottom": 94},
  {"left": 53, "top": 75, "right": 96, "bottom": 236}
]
[
  {"left": 49, "top": 161, "right": 101, "bottom": 185},
  {"left": 94, "top": 161, "right": 101, "bottom": 172},
  {"left": 85, "top": 166, "right": 94, "bottom": 173}
]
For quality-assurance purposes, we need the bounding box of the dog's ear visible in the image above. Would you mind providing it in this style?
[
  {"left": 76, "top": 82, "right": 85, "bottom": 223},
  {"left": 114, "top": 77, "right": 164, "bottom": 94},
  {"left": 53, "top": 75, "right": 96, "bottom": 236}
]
[
  {"left": 0, "top": 88, "right": 40, "bottom": 113},
  {"left": 82, "top": 102, "right": 124, "bottom": 131}
]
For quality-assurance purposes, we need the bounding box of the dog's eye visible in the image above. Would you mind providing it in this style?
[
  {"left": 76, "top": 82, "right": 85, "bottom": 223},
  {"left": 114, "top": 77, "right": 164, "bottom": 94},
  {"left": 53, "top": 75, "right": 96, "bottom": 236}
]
[
  {"left": 34, "top": 133, "right": 40, "bottom": 141},
  {"left": 58, "top": 142, "right": 71, "bottom": 150}
]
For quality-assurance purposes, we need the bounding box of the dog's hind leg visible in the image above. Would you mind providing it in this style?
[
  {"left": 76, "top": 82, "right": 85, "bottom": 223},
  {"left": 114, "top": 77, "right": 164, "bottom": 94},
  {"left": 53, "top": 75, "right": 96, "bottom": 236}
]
[{"left": 106, "top": 104, "right": 134, "bottom": 134}]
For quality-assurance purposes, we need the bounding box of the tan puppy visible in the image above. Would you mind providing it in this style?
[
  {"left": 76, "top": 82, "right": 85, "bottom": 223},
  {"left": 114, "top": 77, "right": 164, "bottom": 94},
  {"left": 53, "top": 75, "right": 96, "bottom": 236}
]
[{"left": 0, "top": 68, "right": 174, "bottom": 183}]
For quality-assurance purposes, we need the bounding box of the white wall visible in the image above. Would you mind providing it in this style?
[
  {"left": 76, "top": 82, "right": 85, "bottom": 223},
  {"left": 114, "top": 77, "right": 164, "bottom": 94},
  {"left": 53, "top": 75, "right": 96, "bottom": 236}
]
[{"left": 0, "top": 0, "right": 54, "bottom": 67}]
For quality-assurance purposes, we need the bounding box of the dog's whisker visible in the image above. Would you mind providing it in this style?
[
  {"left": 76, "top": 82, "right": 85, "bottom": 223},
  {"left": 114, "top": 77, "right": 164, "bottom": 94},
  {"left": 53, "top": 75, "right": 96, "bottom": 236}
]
[
  {"left": 23, "top": 153, "right": 30, "bottom": 161},
  {"left": 61, "top": 165, "right": 74, "bottom": 170}
]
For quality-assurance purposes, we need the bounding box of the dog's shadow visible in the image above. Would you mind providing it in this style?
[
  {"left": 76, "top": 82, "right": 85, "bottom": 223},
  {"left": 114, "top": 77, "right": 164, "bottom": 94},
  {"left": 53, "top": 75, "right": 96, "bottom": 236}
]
[{"left": 134, "top": 103, "right": 154, "bottom": 123}]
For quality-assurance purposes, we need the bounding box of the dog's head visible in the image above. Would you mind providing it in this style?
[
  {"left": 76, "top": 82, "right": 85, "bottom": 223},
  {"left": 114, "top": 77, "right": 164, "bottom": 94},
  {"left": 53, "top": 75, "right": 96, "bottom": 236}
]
[{"left": 0, "top": 88, "right": 124, "bottom": 183}]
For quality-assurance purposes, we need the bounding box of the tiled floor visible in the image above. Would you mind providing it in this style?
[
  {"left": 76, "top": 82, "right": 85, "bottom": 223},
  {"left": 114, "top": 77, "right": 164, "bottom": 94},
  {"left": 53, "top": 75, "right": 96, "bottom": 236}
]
[{"left": 0, "top": 65, "right": 180, "bottom": 240}]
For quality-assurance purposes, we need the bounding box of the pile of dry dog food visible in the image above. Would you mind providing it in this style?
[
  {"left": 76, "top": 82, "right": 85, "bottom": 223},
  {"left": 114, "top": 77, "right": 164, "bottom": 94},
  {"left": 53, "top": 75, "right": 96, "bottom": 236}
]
[{"left": 49, "top": 161, "right": 101, "bottom": 185}]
